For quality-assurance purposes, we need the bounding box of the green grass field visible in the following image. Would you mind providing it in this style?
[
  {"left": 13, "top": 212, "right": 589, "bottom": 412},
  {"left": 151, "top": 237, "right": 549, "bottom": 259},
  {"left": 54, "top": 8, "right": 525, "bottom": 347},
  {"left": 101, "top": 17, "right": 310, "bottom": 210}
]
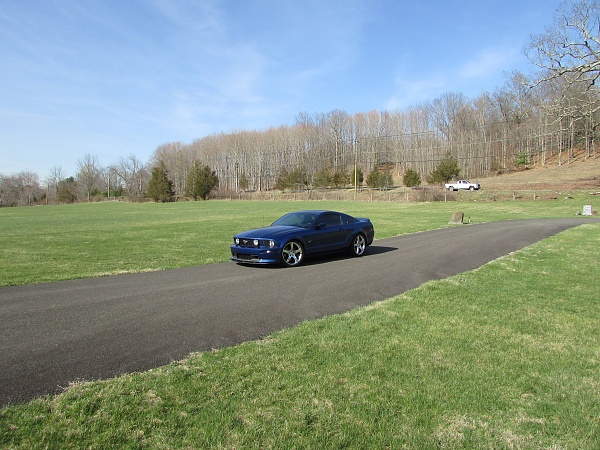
[
  {"left": 1, "top": 199, "right": 599, "bottom": 448},
  {"left": 0, "top": 194, "right": 595, "bottom": 286}
]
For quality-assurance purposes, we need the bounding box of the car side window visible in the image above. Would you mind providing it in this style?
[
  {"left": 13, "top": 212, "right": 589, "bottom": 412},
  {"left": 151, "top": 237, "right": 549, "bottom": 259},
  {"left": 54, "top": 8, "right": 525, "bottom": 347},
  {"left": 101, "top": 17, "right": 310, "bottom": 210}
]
[
  {"left": 321, "top": 213, "right": 342, "bottom": 227},
  {"left": 299, "top": 214, "right": 316, "bottom": 228}
]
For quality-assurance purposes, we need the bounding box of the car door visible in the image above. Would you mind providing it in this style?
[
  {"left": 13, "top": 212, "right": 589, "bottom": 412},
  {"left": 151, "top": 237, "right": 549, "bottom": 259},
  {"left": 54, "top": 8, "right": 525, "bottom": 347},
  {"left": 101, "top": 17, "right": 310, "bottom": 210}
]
[{"left": 310, "top": 213, "right": 347, "bottom": 252}]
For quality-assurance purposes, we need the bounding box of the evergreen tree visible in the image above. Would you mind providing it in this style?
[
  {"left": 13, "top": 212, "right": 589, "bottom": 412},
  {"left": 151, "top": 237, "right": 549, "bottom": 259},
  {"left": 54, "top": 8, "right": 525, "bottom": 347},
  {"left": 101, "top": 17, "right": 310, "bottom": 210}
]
[
  {"left": 367, "top": 166, "right": 393, "bottom": 190},
  {"left": 275, "top": 167, "right": 309, "bottom": 191},
  {"left": 332, "top": 169, "right": 350, "bottom": 188},
  {"left": 366, "top": 166, "right": 381, "bottom": 189},
  {"left": 288, "top": 167, "right": 309, "bottom": 190},
  {"left": 186, "top": 162, "right": 219, "bottom": 200},
  {"left": 147, "top": 163, "right": 174, "bottom": 202},
  {"left": 353, "top": 166, "right": 364, "bottom": 188},
  {"left": 57, "top": 177, "right": 78, "bottom": 203},
  {"left": 197, "top": 164, "right": 219, "bottom": 200},
  {"left": 313, "top": 168, "right": 332, "bottom": 188},
  {"left": 238, "top": 173, "right": 249, "bottom": 192},
  {"left": 427, "top": 153, "right": 460, "bottom": 184},
  {"left": 403, "top": 168, "right": 422, "bottom": 187},
  {"left": 380, "top": 170, "right": 393, "bottom": 190},
  {"left": 275, "top": 169, "right": 289, "bottom": 191}
]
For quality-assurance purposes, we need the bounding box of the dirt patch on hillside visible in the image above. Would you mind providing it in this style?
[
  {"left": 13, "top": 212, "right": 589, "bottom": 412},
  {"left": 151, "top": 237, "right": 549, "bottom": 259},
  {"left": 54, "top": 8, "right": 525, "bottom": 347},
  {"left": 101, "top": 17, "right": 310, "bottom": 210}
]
[{"left": 480, "top": 152, "right": 599, "bottom": 192}]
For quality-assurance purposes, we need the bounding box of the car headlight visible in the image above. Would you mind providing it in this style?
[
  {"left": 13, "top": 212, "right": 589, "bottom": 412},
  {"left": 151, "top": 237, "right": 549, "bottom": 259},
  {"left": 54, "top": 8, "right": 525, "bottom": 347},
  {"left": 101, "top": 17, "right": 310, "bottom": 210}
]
[
  {"left": 268, "top": 240, "right": 275, "bottom": 248},
  {"left": 253, "top": 239, "right": 259, "bottom": 247},
  {"left": 235, "top": 238, "right": 240, "bottom": 245}
]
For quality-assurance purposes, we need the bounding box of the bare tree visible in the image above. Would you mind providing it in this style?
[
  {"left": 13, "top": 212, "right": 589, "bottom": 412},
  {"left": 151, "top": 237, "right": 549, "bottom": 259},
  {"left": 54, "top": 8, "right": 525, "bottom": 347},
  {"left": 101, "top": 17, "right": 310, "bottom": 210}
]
[
  {"left": 115, "top": 154, "right": 147, "bottom": 200},
  {"left": 45, "top": 166, "right": 64, "bottom": 204},
  {"left": 102, "top": 165, "right": 121, "bottom": 199},
  {"left": 0, "top": 172, "right": 42, "bottom": 206},
  {"left": 76, "top": 154, "right": 103, "bottom": 202},
  {"left": 19, "top": 171, "right": 41, "bottom": 205},
  {"left": 0, "top": 174, "right": 16, "bottom": 206},
  {"left": 525, "top": 0, "right": 600, "bottom": 91}
]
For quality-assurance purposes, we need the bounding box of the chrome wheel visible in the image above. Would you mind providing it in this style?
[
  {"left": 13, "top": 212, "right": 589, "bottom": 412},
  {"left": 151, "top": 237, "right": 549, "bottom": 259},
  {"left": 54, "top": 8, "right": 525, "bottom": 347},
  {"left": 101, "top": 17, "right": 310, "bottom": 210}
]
[
  {"left": 351, "top": 234, "right": 366, "bottom": 256},
  {"left": 281, "top": 241, "right": 303, "bottom": 266}
]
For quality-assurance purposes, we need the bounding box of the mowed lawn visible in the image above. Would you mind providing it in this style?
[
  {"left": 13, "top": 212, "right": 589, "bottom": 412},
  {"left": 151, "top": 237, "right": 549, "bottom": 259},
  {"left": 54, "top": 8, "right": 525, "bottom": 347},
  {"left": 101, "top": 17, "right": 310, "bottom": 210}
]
[
  {"left": 0, "top": 199, "right": 599, "bottom": 448},
  {"left": 0, "top": 195, "right": 595, "bottom": 286}
]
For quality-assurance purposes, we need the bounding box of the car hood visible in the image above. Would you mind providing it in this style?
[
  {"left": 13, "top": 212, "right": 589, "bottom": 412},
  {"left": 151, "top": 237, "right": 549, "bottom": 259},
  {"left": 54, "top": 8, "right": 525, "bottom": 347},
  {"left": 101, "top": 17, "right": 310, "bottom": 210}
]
[{"left": 235, "top": 225, "right": 306, "bottom": 239}]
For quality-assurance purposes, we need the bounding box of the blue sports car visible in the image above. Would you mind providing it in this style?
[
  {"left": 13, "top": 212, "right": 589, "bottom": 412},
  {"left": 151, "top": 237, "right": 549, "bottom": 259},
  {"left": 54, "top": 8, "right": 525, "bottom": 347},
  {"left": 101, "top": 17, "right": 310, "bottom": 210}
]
[{"left": 230, "top": 210, "right": 375, "bottom": 267}]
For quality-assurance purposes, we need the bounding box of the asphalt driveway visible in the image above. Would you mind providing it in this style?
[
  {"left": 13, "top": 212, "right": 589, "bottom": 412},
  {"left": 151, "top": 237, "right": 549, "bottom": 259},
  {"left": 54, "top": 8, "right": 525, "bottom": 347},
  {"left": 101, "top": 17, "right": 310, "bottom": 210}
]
[{"left": 0, "top": 218, "right": 595, "bottom": 406}]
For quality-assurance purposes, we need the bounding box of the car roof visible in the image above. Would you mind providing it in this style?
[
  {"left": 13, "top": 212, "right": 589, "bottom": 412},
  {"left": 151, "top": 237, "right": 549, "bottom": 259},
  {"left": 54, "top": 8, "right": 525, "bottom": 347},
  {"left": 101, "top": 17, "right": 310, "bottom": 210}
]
[{"left": 289, "top": 210, "right": 339, "bottom": 214}]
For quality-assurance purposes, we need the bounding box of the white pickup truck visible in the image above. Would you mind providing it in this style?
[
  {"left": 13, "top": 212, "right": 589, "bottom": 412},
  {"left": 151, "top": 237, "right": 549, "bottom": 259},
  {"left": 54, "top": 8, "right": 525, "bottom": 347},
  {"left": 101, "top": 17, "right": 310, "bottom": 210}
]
[{"left": 445, "top": 180, "right": 480, "bottom": 191}]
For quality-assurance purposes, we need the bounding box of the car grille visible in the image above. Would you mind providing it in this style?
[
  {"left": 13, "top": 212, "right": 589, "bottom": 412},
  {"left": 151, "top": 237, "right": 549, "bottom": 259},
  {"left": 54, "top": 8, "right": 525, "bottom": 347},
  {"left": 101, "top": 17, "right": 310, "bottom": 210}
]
[{"left": 236, "top": 238, "right": 256, "bottom": 248}]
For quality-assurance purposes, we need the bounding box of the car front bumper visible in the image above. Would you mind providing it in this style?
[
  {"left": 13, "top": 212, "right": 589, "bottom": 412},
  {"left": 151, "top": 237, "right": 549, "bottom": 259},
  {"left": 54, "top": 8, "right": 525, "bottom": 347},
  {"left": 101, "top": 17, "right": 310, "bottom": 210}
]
[{"left": 230, "top": 246, "right": 281, "bottom": 265}]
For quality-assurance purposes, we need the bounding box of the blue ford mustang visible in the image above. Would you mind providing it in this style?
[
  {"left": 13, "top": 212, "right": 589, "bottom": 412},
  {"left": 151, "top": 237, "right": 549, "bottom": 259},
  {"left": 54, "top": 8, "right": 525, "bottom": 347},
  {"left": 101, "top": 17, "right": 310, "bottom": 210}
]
[{"left": 230, "top": 210, "right": 375, "bottom": 267}]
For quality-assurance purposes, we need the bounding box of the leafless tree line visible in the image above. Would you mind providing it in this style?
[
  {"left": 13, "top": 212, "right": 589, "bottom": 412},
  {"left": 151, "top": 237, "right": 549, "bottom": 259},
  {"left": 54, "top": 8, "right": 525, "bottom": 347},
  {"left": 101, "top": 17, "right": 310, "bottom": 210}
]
[
  {"left": 151, "top": 76, "right": 598, "bottom": 195},
  {"left": 0, "top": 154, "right": 150, "bottom": 206},
  {"left": 0, "top": 171, "right": 41, "bottom": 207},
  {"left": 1, "top": 0, "right": 597, "bottom": 206}
]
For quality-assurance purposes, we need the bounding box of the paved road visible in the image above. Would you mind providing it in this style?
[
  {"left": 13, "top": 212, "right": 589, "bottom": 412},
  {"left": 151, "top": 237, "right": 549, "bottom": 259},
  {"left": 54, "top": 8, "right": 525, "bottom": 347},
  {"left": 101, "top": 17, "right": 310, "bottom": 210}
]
[{"left": 1, "top": 218, "right": 596, "bottom": 406}]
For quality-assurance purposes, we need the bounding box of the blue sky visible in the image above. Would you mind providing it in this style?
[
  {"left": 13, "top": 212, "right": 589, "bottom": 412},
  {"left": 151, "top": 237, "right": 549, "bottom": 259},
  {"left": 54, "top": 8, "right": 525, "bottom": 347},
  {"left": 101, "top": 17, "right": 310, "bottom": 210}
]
[{"left": 1, "top": 0, "right": 562, "bottom": 179}]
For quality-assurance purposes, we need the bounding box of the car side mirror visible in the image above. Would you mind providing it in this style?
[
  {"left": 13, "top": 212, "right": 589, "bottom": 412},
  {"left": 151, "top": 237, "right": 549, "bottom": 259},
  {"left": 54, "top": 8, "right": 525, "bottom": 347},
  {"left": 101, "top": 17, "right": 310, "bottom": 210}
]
[{"left": 315, "top": 222, "right": 327, "bottom": 230}]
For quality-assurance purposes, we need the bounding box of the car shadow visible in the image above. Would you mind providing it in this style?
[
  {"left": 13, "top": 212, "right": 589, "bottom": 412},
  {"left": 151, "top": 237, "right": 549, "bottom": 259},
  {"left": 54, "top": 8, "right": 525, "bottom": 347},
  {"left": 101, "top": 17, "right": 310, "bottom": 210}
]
[
  {"left": 294, "top": 245, "right": 398, "bottom": 267},
  {"left": 364, "top": 245, "right": 398, "bottom": 256},
  {"left": 233, "top": 245, "right": 397, "bottom": 269}
]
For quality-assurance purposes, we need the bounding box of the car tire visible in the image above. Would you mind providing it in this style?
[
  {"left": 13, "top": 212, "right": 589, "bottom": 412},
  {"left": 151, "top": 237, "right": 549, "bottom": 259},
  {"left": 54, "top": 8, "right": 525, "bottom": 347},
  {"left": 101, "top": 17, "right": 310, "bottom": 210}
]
[
  {"left": 350, "top": 233, "right": 367, "bottom": 257},
  {"left": 281, "top": 240, "right": 303, "bottom": 267}
]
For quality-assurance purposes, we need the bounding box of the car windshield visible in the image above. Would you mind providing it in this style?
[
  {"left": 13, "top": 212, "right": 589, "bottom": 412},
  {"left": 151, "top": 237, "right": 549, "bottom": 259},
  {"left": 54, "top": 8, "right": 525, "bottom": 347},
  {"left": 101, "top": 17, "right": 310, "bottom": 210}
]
[{"left": 271, "top": 212, "right": 317, "bottom": 229}]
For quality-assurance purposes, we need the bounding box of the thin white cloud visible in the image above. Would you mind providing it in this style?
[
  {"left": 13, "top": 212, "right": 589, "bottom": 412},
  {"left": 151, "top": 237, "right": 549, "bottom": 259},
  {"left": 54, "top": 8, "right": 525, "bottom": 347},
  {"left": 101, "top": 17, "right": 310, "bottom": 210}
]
[
  {"left": 387, "top": 43, "right": 523, "bottom": 110},
  {"left": 149, "top": 0, "right": 224, "bottom": 39},
  {"left": 459, "top": 47, "right": 519, "bottom": 79},
  {"left": 386, "top": 74, "right": 449, "bottom": 110},
  {"left": 141, "top": 0, "right": 274, "bottom": 130},
  {"left": 143, "top": 0, "right": 372, "bottom": 132}
]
